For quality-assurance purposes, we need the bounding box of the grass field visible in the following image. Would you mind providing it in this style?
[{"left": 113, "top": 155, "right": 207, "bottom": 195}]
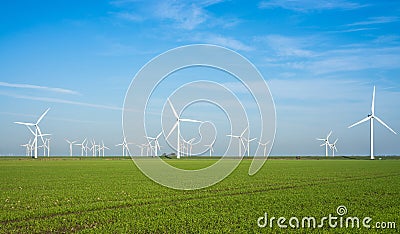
[{"left": 0, "top": 157, "right": 399, "bottom": 233}]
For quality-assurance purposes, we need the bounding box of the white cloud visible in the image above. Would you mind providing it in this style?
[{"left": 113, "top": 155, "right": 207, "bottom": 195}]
[
  {"left": 111, "top": 0, "right": 239, "bottom": 31},
  {"left": 154, "top": 1, "right": 208, "bottom": 30},
  {"left": 257, "top": 35, "right": 316, "bottom": 58},
  {"left": 0, "top": 91, "right": 121, "bottom": 111},
  {"left": 0, "top": 81, "right": 79, "bottom": 95},
  {"left": 201, "top": 34, "right": 253, "bottom": 51},
  {"left": 346, "top": 16, "right": 399, "bottom": 26},
  {"left": 306, "top": 47, "right": 400, "bottom": 74},
  {"left": 258, "top": 34, "right": 400, "bottom": 74},
  {"left": 258, "top": 0, "right": 367, "bottom": 12}
]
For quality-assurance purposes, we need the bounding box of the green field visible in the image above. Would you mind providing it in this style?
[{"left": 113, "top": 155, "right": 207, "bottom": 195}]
[{"left": 1, "top": 157, "right": 399, "bottom": 233}]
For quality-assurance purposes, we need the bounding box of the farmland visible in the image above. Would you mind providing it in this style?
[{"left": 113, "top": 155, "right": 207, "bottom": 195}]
[{"left": 0, "top": 157, "right": 399, "bottom": 233}]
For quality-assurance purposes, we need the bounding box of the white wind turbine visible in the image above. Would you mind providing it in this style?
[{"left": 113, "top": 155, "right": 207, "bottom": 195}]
[
  {"left": 166, "top": 99, "right": 202, "bottom": 159},
  {"left": 137, "top": 144, "right": 146, "bottom": 156},
  {"left": 187, "top": 138, "right": 195, "bottom": 156},
  {"left": 14, "top": 108, "right": 50, "bottom": 159},
  {"left": 227, "top": 127, "right": 248, "bottom": 157},
  {"left": 146, "top": 132, "right": 162, "bottom": 157},
  {"left": 66, "top": 139, "right": 77, "bottom": 156},
  {"left": 329, "top": 138, "right": 338, "bottom": 157},
  {"left": 100, "top": 141, "right": 109, "bottom": 157},
  {"left": 258, "top": 140, "right": 271, "bottom": 157},
  {"left": 20, "top": 139, "right": 32, "bottom": 156},
  {"left": 116, "top": 137, "right": 131, "bottom": 157},
  {"left": 348, "top": 86, "right": 397, "bottom": 160},
  {"left": 244, "top": 137, "right": 257, "bottom": 157},
  {"left": 205, "top": 143, "right": 214, "bottom": 157},
  {"left": 45, "top": 138, "right": 51, "bottom": 157},
  {"left": 317, "top": 130, "right": 332, "bottom": 157},
  {"left": 75, "top": 138, "right": 87, "bottom": 156}
]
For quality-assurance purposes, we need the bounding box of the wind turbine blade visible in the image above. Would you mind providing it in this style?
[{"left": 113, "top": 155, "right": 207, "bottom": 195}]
[
  {"left": 241, "top": 126, "right": 248, "bottom": 137},
  {"left": 26, "top": 126, "right": 35, "bottom": 135},
  {"left": 320, "top": 143, "right": 326, "bottom": 147},
  {"left": 334, "top": 138, "right": 338, "bottom": 144},
  {"left": 316, "top": 138, "right": 325, "bottom": 141},
  {"left": 36, "top": 108, "right": 50, "bottom": 124},
  {"left": 371, "top": 86, "right": 375, "bottom": 116},
  {"left": 180, "top": 118, "right": 202, "bottom": 123},
  {"left": 348, "top": 116, "right": 371, "bottom": 128},
  {"left": 156, "top": 132, "right": 163, "bottom": 139},
  {"left": 166, "top": 122, "right": 178, "bottom": 139},
  {"left": 168, "top": 99, "right": 179, "bottom": 119},
  {"left": 374, "top": 116, "right": 397, "bottom": 135},
  {"left": 227, "top": 134, "right": 239, "bottom": 138},
  {"left": 327, "top": 131, "right": 332, "bottom": 139},
  {"left": 36, "top": 128, "right": 45, "bottom": 145},
  {"left": 14, "top": 121, "right": 35, "bottom": 126}
]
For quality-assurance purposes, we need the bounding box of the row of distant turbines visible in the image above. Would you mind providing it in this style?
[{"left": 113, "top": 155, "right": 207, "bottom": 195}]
[
  {"left": 317, "top": 86, "right": 397, "bottom": 159},
  {"left": 15, "top": 86, "right": 397, "bottom": 159}
]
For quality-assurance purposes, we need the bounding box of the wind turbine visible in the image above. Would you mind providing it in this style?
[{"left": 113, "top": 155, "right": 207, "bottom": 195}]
[
  {"left": 146, "top": 132, "right": 163, "bottom": 157},
  {"left": 317, "top": 130, "right": 332, "bottom": 157},
  {"left": 227, "top": 127, "right": 248, "bottom": 157},
  {"left": 258, "top": 140, "right": 271, "bottom": 157},
  {"left": 46, "top": 138, "right": 51, "bottom": 157},
  {"left": 329, "top": 138, "right": 338, "bottom": 157},
  {"left": 14, "top": 108, "right": 50, "bottom": 158},
  {"left": 66, "top": 139, "right": 77, "bottom": 156},
  {"left": 348, "top": 86, "right": 397, "bottom": 160},
  {"left": 137, "top": 144, "right": 145, "bottom": 156},
  {"left": 20, "top": 139, "right": 32, "bottom": 156},
  {"left": 75, "top": 138, "right": 87, "bottom": 156},
  {"left": 244, "top": 137, "right": 257, "bottom": 157},
  {"left": 187, "top": 138, "right": 195, "bottom": 156},
  {"left": 100, "top": 141, "right": 109, "bottom": 157},
  {"left": 90, "top": 139, "right": 97, "bottom": 156},
  {"left": 205, "top": 143, "right": 214, "bottom": 157},
  {"left": 166, "top": 99, "right": 202, "bottom": 159}
]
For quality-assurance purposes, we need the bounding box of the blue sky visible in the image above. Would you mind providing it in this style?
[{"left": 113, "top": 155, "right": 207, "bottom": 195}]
[{"left": 1, "top": 0, "right": 399, "bottom": 156}]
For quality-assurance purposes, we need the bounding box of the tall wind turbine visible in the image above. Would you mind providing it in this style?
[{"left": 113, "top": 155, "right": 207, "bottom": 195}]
[
  {"left": 258, "top": 140, "right": 271, "bottom": 157},
  {"left": 146, "top": 132, "right": 163, "bottom": 157},
  {"left": 66, "top": 139, "right": 76, "bottom": 156},
  {"left": 14, "top": 108, "right": 50, "bottom": 159},
  {"left": 244, "top": 137, "right": 257, "bottom": 157},
  {"left": 75, "top": 138, "right": 87, "bottom": 156},
  {"left": 317, "top": 130, "right": 332, "bottom": 157},
  {"left": 166, "top": 99, "right": 202, "bottom": 159},
  {"left": 227, "top": 127, "right": 248, "bottom": 157},
  {"left": 21, "top": 139, "right": 32, "bottom": 156},
  {"left": 329, "top": 138, "right": 338, "bottom": 157},
  {"left": 205, "top": 143, "right": 214, "bottom": 157},
  {"left": 348, "top": 86, "right": 397, "bottom": 160}
]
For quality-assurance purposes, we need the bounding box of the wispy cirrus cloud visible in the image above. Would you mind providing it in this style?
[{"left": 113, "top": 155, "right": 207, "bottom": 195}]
[
  {"left": 0, "top": 91, "right": 121, "bottom": 111},
  {"left": 346, "top": 16, "right": 399, "bottom": 26},
  {"left": 258, "top": 0, "right": 367, "bottom": 12},
  {"left": 258, "top": 34, "right": 400, "bottom": 74},
  {"left": 111, "top": 0, "right": 232, "bottom": 30},
  {"left": 256, "top": 34, "right": 316, "bottom": 58},
  {"left": 199, "top": 34, "right": 253, "bottom": 51},
  {"left": 0, "top": 81, "right": 79, "bottom": 95}
]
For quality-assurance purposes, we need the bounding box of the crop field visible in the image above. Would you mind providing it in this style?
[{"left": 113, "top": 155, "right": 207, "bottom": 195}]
[{"left": 0, "top": 157, "right": 399, "bottom": 233}]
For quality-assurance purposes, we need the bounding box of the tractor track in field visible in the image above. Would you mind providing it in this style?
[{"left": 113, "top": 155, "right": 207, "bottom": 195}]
[{"left": 2, "top": 172, "right": 399, "bottom": 230}]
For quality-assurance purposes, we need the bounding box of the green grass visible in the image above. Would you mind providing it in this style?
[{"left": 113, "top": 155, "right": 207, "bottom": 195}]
[{"left": 0, "top": 158, "right": 399, "bottom": 233}]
